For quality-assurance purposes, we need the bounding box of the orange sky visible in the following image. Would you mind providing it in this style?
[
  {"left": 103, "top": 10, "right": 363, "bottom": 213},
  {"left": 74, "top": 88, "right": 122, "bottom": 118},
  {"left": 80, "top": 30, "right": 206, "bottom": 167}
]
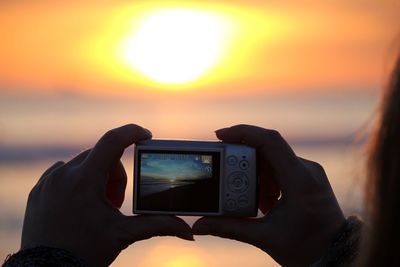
[
  {"left": 1, "top": 0, "right": 399, "bottom": 97},
  {"left": 1, "top": 2, "right": 398, "bottom": 266}
]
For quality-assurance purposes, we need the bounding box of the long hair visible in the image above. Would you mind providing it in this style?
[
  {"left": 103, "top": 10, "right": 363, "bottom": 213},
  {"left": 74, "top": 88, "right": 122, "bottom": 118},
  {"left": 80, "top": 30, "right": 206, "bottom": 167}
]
[{"left": 363, "top": 52, "right": 400, "bottom": 266}]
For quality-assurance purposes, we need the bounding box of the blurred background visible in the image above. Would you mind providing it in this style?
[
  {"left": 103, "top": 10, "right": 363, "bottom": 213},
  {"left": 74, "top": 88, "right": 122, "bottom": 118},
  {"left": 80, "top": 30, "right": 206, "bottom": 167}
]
[{"left": 1, "top": 1, "right": 399, "bottom": 266}]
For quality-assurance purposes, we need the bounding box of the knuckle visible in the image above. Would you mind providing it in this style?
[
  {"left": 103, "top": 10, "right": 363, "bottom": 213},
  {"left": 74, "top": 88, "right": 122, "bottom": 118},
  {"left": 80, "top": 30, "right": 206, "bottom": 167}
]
[
  {"left": 303, "top": 161, "right": 329, "bottom": 190},
  {"left": 266, "top": 129, "right": 282, "bottom": 140},
  {"left": 262, "top": 129, "right": 287, "bottom": 148},
  {"left": 307, "top": 160, "right": 326, "bottom": 175},
  {"left": 54, "top": 160, "right": 65, "bottom": 166},
  {"left": 28, "top": 186, "right": 39, "bottom": 201}
]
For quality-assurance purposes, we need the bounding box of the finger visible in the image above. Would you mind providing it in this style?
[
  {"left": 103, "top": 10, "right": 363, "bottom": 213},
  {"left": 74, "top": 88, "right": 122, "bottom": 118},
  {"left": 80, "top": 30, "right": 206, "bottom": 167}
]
[
  {"left": 39, "top": 150, "right": 90, "bottom": 183},
  {"left": 298, "top": 157, "right": 332, "bottom": 190},
  {"left": 215, "top": 125, "right": 307, "bottom": 194},
  {"left": 255, "top": 152, "right": 280, "bottom": 213},
  {"left": 259, "top": 169, "right": 280, "bottom": 214},
  {"left": 192, "top": 216, "right": 264, "bottom": 247},
  {"left": 40, "top": 150, "right": 91, "bottom": 184},
  {"left": 37, "top": 151, "right": 92, "bottom": 190},
  {"left": 116, "top": 215, "right": 194, "bottom": 248},
  {"left": 106, "top": 161, "right": 127, "bottom": 208},
  {"left": 83, "top": 124, "right": 151, "bottom": 177},
  {"left": 216, "top": 125, "right": 298, "bottom": 171}
]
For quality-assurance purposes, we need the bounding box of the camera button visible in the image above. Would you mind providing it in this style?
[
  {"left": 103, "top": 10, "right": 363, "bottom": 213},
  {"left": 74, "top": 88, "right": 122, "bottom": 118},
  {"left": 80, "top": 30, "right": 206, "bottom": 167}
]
[
  {"left": 238, "top": 195, "right": 249, "bottom": 207},
  {"left": 228, "top": 172, "right": 249, "bottom": 193},
  {"left": 227, "top": 156, "right": 238, "bottom": 166},
  {"left": 239, "top": 160, "right": 249, "bottom": 170},
  {"left": 226, "top": 199, "right": 237, "bottom": 210}
]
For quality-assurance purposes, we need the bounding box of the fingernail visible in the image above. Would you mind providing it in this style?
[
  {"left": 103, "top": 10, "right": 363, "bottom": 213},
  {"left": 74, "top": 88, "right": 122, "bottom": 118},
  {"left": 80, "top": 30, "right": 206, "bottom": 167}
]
[
  {"left": 215, "top": 128, "right": 228, "bottom": 134},
  {"left": 180, "top": 232, "right": 195, "bottom": 241},
  {"left": 143, "top": 128, "right": 152, "bottom": 137}
]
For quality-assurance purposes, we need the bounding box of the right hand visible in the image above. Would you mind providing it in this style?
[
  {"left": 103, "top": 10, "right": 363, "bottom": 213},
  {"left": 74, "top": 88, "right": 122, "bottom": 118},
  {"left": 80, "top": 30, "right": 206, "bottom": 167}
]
[{"left": 193, "top": 125, "right": 345, "bottom": 266}]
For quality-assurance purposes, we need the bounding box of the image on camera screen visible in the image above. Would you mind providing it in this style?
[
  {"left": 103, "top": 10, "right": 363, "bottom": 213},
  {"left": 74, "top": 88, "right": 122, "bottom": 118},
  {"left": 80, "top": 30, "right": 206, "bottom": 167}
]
[{"left": 137, "top": 151, "right": 220, "bottom": 213}]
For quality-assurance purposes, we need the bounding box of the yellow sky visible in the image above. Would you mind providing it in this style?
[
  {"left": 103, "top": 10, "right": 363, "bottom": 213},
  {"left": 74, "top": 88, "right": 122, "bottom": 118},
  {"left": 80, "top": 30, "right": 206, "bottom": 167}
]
[{"left": 1, "top": 1, "right": 399, "bottom": 97}]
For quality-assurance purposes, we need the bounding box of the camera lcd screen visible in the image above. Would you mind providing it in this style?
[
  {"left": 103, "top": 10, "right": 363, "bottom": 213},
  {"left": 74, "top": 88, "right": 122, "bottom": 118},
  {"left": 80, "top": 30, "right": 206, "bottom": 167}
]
[{"left": 136, "top": 151, "right": 220, "bottom": 213}]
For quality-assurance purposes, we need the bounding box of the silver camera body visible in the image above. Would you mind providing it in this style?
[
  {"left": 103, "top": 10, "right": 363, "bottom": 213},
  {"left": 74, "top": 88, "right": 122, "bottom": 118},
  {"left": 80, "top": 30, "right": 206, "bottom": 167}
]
[{"left": 133, "top": 140, "right": 258, "bottom": 217}]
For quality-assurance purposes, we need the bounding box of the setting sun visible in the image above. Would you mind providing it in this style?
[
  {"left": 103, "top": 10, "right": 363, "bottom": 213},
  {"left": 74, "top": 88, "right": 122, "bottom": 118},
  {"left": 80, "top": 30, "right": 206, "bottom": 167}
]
[{"left": 120, "top": 8, "right": 230, "bottom": 85}]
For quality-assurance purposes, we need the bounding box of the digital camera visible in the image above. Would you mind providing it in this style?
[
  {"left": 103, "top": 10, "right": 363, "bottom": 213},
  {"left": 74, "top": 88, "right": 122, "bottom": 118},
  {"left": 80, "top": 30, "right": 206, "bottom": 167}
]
[{"left": 133, "top": 140, "right": 258, "bottom": 216}]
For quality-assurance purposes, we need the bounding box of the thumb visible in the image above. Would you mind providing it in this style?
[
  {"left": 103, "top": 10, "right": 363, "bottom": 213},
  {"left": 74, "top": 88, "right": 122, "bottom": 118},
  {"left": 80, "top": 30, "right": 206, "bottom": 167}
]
[
  {"left": 192, "top": 217, "right": 263, "bottom": 246},
  {"left": 116, "top": 215, "right": 194, "bottom": 248}
]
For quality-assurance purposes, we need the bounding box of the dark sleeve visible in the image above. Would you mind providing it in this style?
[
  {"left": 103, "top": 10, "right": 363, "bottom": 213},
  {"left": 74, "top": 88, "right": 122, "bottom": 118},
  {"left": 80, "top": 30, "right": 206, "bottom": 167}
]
[
  {"left": 310, "top": 216, "right": 363, "bottom": 267},
  {"left": 2, "top": 246, "right": 90, "bottom": 267}
]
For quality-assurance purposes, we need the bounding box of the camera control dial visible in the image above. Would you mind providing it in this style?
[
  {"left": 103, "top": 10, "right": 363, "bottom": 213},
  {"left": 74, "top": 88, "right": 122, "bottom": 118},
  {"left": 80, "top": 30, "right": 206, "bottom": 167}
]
[{"left": 228, "top": 171, "right": 249, "bottom": 193}]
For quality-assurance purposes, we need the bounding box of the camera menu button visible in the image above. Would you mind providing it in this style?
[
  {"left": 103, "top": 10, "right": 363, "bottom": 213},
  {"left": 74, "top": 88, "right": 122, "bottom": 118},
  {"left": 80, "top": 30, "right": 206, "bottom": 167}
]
[
  {"left": 238, "top": 195, "right": 249, "bottom": 207},
  {"left": 227, "top": 155, "right": 238, "bottom": 166}
]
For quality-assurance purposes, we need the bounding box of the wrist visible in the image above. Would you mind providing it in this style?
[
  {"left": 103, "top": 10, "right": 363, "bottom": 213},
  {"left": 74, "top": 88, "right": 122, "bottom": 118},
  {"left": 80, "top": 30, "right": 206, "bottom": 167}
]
[
  {"left": 308, "top": 216, "right": 363, "bottom": 267},
  {"left": 3, "top": 246, "right": 90, "bottom": 267},
  {"left": 289, "top": 213, "right": 347, "bottom": 267}
]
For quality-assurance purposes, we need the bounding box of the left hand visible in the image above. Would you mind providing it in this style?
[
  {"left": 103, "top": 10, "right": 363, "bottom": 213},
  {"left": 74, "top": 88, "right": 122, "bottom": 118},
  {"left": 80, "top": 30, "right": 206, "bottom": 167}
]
[{"left": 21, "top": 124, "right": 193, "bottom": 267}]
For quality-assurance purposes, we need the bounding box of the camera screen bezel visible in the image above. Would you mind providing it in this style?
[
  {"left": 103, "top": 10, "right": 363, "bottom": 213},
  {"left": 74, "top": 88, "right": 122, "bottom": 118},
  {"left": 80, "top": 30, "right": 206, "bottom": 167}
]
[{"left": 134, "top": 147, "right": 224, "bottom": 216}]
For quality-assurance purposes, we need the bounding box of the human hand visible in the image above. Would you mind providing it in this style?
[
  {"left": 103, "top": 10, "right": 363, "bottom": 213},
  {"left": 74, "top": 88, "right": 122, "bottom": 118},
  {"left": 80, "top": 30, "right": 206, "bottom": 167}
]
[
  {"left": 193, "top": 125, "right": 345, "bottom": 267},
  {"left": 21, "top": 124, "right": 193, "bottom": 267}
]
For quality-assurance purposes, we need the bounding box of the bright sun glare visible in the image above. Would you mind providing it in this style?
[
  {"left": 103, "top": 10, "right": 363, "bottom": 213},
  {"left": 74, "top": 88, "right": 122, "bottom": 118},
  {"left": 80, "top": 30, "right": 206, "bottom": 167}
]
[{"left": 121, "top": 8, "right": 229, "bottom": 85}]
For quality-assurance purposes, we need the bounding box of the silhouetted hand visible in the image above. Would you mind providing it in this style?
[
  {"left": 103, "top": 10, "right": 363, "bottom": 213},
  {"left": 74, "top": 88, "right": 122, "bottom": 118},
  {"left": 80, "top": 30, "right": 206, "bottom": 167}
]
[
  {"left": 193, "top": 124, "right": 345, "bottom": 267},
  {"left": 21, "top": 124, "right": 193, "bottom": 267}
]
